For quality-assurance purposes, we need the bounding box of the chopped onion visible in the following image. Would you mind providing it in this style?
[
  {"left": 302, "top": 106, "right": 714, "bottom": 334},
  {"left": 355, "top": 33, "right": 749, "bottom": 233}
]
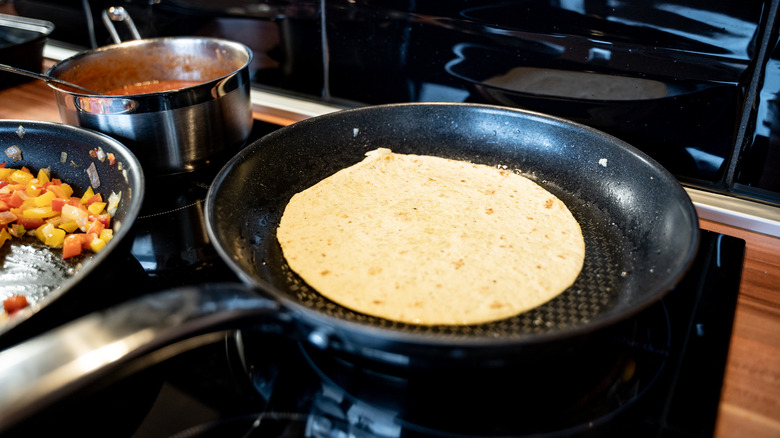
[
  {"left": 86, "top": 162, "right": 100, "bottom": 189},
  {"left": 107, "top": 191, "right": 121, "bottom": 217},
  {"left": 5, "top": 145, "right": 21, "bottom": 161},
  {"left": 60, "top": 152, "right": 68, "bottom": 163}
]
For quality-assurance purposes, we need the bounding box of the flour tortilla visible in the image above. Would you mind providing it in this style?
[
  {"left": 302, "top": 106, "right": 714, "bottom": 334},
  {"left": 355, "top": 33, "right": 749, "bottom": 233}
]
[{"left": 277, "top": 148, "right": 585, "bottom": 325}]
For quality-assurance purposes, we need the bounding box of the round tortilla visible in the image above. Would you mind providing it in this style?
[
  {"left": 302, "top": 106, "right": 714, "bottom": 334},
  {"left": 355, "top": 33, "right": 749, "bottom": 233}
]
[{"left": 277, "top": 148, "right": 585, "bottom": 325}]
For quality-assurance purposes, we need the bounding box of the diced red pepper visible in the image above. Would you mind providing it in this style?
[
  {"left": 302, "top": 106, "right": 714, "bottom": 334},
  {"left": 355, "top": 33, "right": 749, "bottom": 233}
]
[
  {"left": 62, "top": 234, "right": 83, "bottom": 259},
  {"left": 16, "top": 217, "right": 44, "bottom": 229},
  {"left": 3, "top": 295, "right": 29, "bottom": 314},
  {"left": 86, "top": 219, "right": 105, "bottom": 236},
  {"left": 90, "top": 213, "right": 111, "bottom": 228},
  {"left": 86, "top": 193, "right": 103, "bottom": 205},
  {"left": 7, "top": 191, "right": 26, "bottom": 208},
  {"left": 51, "top": 198, "right": 66, "bottom": 212},
  {"left": 79, "top": 233, "right": 94, "bottom": 250}
]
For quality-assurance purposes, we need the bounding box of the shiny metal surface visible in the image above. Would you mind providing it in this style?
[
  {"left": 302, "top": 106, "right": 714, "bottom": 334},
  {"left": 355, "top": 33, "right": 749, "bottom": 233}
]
[
  {"left": 46, "top": 37, "right": 254, "bottom": 175},
  {"left": 0, "top": 284, "right": 278, "bottom": 433},
  {"left": 0, "top": 63, "right": 102, "bottom": 94},
  {"left": 101, "top": 6, "right": 142, "bottom": 44},
  {"left": 686, "top": 187, "right": 780, "bottom": 238}
]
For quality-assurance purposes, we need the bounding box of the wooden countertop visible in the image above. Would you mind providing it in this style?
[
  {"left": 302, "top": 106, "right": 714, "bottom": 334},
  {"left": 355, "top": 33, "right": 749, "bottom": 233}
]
[{"left": 2, "top": 79, "right": 779, "bottom": 437}]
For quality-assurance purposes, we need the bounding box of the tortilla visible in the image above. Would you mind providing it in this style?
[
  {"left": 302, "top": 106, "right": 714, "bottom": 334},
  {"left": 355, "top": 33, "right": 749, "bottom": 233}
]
[{"left": 277, "top": 148, "right": 585, "bottom": 325}]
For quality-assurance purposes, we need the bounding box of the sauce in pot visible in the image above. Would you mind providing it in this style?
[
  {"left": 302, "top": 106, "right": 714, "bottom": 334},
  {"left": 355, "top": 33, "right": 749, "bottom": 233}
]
[{"left": 105, "top": 80, "right": 202, "bottom": 95}]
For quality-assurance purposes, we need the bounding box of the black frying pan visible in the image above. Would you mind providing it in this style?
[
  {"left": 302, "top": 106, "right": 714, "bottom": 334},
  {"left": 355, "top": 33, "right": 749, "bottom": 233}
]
[
  {"left": 208, "top": 102, "right": 699, "bottom": 357},
  {"left": 0, "top": 104, "right": 698, "bottom": 430},
  {"left": 0, "top": 120, "right": 144, "bottom": 339}
]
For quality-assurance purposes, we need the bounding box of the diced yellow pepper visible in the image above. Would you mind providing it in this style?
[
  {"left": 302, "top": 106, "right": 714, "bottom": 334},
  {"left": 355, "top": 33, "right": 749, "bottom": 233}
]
[
  {"left": 87, "top": 201, "right": 106, "bottom": 215},
  {"left": 9, "top": 170, "right": 33, "bottom": 185},
  {"left": 0, "top": 168, "right": 13, "bottom": 180},
  {"left": 58, "top": 221, "right": 80, "bottom": 233},
  {"left": 89, "top": 237, "right": 106, "bottom": 253},
  {"left": 59, "top": 183, "right": 74, "bottom": 198},
  {"left": 22, "top": 207, "right": 59, "bottom": 219},
  {"left": 19, "top": 199, "right": 36, "bottom": 211},
  {"left": 36, "top": 168, "right": 50, "bottom": 185},
  {"left": 98, "top": 228, "right": 113, "bottom": 242},
  {"left": 35, "top": 224, "right": 47, "bottom": 243},
  {"left": 43, "top": 225, "right": 66, "bottom": 247},
  {"left": 34, "top": 190, "right": 57, "bottom": 207},
  {"left": 46, "top": 185, "right": 69, "bottom": 199},
  {"left": 80, "top": 187, "right": 95, "bottom": 204},
  {"left": 0, "top": 228, "right": 11, "bottom": 247},
  {"left": 24, "top": 185, "right": 42, "bottom": 197}
]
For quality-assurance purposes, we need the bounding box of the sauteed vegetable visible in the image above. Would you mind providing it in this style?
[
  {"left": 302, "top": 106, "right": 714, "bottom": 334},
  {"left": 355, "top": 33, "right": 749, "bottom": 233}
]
[{"left": 0, "top": 162, "right": 119, "bottom": 259}]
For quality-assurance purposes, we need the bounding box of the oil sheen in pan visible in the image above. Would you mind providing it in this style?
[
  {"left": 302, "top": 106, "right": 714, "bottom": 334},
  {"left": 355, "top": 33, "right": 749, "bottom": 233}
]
[
  {"left": 0, "top": 241, "right": 80, "bottom": 304},
  {"left": 254, "top": 177, "right": 631, "bottom": 336}
]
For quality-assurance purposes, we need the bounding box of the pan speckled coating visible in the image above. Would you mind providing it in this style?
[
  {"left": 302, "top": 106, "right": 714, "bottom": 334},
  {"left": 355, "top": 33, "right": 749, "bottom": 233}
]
[{"left": 205, "top": 103, "right": 698, "bottom": 351}]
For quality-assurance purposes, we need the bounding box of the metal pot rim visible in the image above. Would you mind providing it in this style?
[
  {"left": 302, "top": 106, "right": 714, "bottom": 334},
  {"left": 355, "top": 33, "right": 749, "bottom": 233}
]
[{"left": 45, "top": 36, "right": 253, "bottom": 97}]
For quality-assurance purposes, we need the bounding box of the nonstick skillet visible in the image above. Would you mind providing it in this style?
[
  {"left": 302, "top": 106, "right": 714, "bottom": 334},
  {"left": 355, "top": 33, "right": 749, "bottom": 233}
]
[
  {"left": 208, "top": 103, "right": 698, "bottom": 347},
  {"left": 0, "top": 103, "right": 698, "bottom": 430},
  {"left": 0, "top": 120, "right": 144, "bottom": 340}
]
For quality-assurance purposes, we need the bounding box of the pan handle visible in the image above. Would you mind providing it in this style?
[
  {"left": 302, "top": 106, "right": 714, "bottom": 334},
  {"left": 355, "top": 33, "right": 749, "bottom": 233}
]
[
  {"left": 101, "top": 6, "right": 142, "bottom": 44},
  {"left": 0, "top": 283, "right": 280, "bottom": 433}
]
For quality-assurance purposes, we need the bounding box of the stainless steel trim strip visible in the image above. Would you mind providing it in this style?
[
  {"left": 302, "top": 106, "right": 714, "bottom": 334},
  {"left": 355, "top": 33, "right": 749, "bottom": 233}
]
[
  {"left": 251, "top": 88, "right": 343, "bottom": 119},
  {"left": 42, "top": 43, "right": 79, "bottom": 63},
  {"left": 686, "top": 187, "right": 780, "bottom": 238}
]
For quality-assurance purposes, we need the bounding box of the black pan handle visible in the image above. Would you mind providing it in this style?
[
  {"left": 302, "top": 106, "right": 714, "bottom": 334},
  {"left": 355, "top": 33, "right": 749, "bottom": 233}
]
[{"left": 0, "top": 283, "right": 280, "bottom": 432}]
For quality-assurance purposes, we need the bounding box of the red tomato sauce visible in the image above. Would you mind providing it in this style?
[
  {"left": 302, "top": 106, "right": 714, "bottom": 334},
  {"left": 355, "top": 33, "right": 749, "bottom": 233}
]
[{"left": 105, "top": 80, "right": 203, "bottom": 95}]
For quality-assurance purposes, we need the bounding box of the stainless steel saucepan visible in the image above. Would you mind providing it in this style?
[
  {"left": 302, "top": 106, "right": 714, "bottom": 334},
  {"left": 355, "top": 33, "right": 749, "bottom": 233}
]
[{"left": 44, "top": 9, "right": 253, "bottom": 176}]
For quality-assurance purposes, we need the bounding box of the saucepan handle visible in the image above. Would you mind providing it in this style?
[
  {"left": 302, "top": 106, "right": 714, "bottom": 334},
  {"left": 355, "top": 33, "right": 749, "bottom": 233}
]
[
  {"left": 0, "top": 283, "right": 280, "bottom": 432},
  {"left": 101, "top": 6, "right": 142, "bottom": 44}
]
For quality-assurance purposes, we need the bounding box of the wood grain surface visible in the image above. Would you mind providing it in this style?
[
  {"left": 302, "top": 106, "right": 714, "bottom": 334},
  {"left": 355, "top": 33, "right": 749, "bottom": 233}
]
[
  {"left": 700, "top": 220, "right": 780, "bottom": 438},
  {"left": 0, "top": 80, "right": 61, "bottom": 123},
  {"left": 1, "top": 79, "right": 778, "bottom": 437}
]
